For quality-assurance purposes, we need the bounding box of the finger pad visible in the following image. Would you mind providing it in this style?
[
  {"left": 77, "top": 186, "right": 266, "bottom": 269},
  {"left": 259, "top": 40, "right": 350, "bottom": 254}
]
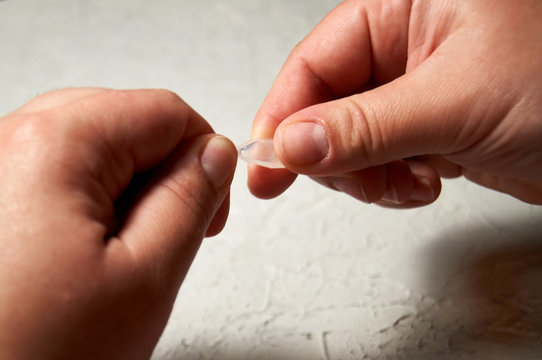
[{"left": 247, "top": 166, "right": 297, "bottom": 199}]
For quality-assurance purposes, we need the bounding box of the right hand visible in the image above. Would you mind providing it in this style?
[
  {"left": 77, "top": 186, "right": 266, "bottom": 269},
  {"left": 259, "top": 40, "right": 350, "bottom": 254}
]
[{"left": 248, "top": 0, "right": 542, "bottom": 207}]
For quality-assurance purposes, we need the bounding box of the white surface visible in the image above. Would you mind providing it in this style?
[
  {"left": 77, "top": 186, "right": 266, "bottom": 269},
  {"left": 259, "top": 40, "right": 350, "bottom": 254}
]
[{"left": 1, "top": 1, "right": 542, "bottom": 359}]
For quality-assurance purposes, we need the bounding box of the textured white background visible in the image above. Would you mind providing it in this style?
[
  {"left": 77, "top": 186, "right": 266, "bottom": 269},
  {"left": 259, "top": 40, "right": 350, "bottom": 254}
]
[{"left": 1, "top": 1, "right": 542, "bottom": 359}]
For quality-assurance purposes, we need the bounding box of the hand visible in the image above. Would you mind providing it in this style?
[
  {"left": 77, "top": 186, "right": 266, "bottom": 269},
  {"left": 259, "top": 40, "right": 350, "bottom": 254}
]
[
  {"left": 0, "top": 88, "right": 237, "bottom": 358},
  {"left": 249, "top": 0, "right": 542, "bottom": 206}
]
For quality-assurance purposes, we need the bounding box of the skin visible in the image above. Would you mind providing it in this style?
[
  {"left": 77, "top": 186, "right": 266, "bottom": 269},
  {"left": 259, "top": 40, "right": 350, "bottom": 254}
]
[
  {"left": 249, "top": 0, "right": 542, "bottom": 207},
  {"left": 0, "top": 88, "right": 237, "bottom": 359},
  {"left": 1, "top": 1, "right": 541, "bottom": 357}
]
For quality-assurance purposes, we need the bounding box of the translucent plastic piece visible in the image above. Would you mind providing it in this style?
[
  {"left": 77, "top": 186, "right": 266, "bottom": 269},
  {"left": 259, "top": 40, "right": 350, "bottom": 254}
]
[{"left": 237, "top": 138, "right": 285, "bottom": 169}]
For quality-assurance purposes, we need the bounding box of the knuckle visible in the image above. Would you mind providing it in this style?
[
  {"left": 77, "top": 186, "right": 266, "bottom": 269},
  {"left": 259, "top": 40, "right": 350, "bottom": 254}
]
[
  {"left": 149, "top": 88, "right": 184, "bottom": 104},
  {"left": 159, "top": 174, "right": 216, "bottom": 236},
  {"left": 9, "top": 113, "right": 56, "bottom": 147},
  {"left": 341, "top": 97, "right": 384, "bottom": 167},
  {"left": 2, "top": 113, "right": 66, "bottom": 180}
]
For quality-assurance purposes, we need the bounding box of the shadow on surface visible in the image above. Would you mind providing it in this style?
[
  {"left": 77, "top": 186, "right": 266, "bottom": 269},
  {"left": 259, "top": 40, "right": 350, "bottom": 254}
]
[
  {"left": 158, "top": 218, "right": 542, "bottom": 360},
  {"left": 381, "top": 218, "right": 542, "bottom": 360}
]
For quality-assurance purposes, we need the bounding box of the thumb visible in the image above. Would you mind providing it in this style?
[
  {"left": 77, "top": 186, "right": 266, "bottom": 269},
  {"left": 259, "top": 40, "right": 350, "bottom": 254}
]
[
  {"left": 273, "top": 59, "right": 495, "bottom": 175},
  {"left": 118, "top": 134, "right": 237, "bottom": 281}
]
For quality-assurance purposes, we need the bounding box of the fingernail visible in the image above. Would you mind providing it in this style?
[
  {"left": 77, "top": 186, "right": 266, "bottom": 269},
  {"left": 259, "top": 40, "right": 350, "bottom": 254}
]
[
  {"left": 382, "top": 185, "right": 400, "bottom": 204},
  {"left": 332, "top": 177, "right": 369, "bottom": 203},
  {"left": 411, "top": 177, "right": 435, "bottom": 202},
  {"left": 279, "top": 121, "right": 329, "bottom": 166},
  {"left": 200, "top": 136, "right": 237, "bottom": 188}
]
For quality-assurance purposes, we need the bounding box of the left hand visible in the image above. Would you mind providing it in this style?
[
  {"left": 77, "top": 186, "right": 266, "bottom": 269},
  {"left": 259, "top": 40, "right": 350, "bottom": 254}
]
[{"left": 0, "top": 88, "right": 237, "bottom": 359}]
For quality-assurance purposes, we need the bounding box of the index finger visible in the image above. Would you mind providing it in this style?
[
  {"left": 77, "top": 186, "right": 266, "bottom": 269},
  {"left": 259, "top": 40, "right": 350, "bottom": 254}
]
[
  {"left": 23, "top": 88, "right": 213, "bottom": 201},
  {"left": 248, "top": 0, "right": 411, "bottom": 198}
]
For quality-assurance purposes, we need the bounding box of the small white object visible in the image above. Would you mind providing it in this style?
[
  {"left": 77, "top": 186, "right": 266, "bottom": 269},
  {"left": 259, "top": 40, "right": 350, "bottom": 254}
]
[{"left": 237, "top": 138, "right": 285, "bottom": 169}]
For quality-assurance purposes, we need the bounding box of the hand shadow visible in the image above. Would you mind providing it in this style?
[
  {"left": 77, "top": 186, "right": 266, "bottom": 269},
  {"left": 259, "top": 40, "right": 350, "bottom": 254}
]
[
  {"left": 393, "top": 217, "right": 542, "bottom": 359},
  {"left": 158, "top": 217, "right": 542, "bottom": 360}
]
